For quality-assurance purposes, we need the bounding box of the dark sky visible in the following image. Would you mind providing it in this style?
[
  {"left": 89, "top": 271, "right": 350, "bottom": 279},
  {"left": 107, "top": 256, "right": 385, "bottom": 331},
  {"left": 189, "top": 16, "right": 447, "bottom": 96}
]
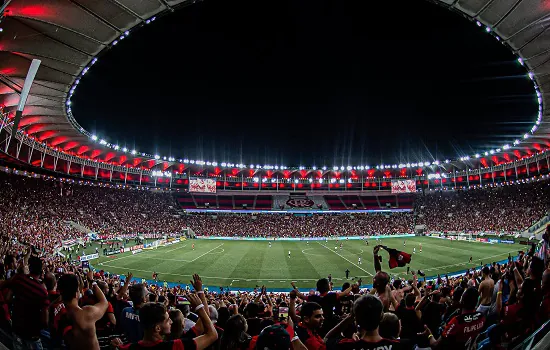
[{"left": 72, "top": 0, "right": 536, "bottom": 167}]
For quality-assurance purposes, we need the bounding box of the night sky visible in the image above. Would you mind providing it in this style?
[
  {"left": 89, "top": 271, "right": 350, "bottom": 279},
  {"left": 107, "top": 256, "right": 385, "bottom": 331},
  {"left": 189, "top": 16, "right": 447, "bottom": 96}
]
[{"left": 72, "top": 0, "right": 536, "bottom": 167}]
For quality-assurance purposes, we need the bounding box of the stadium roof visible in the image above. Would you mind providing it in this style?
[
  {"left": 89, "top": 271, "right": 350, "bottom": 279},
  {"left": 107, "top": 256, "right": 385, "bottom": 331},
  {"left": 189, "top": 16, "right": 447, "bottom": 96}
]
[{"left": 0, "top": 0, "right": 550, "bottom": 172}]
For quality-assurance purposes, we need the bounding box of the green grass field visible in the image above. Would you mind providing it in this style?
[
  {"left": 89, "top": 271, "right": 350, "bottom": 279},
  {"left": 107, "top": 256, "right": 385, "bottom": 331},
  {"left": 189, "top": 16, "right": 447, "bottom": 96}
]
[{"left": 92, "top": 237, "right": 521, "bottom": 290}]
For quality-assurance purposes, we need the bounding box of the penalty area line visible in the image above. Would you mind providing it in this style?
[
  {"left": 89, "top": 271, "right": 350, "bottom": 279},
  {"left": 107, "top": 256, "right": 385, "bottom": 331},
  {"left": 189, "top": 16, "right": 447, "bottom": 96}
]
[{"left": 317, "top": 242, "right": 373, "bottom": 277}]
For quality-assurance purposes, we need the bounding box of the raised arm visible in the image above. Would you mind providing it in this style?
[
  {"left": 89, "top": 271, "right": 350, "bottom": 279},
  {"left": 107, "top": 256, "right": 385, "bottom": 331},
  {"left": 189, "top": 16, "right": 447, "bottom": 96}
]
[
  {"left": 117, "top": 272, "right": 133, "bottom": 299},
  {"left": 373, "top": 245, "right": 382, "bottom": 273},
  {"left": 290, "top": 282, "right": 308, "bottom": 300},
  {"left": 83, "top": 282, "right": 108, "bottom": 322},
  {"left": 289, "top": 289, "right": 300, "bottom": 324},
  {"left": 187, "top": 293, "right": 218, "bottom": 350}
]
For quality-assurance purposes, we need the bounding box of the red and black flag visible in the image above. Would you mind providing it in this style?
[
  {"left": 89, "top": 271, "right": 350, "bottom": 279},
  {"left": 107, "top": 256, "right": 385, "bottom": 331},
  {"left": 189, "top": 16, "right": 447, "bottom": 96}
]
[{"left": 382, "top": 246, "right": 412, "bottom": 269}]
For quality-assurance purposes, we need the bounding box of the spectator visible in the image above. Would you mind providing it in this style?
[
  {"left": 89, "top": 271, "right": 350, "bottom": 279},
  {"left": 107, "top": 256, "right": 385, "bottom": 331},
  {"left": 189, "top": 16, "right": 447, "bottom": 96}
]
[
  {"left": 57, "top": 273, "right": 109, "bottom": 350},
  {"left": 8, "top": 255, "right": 48, "bottom": 350}
]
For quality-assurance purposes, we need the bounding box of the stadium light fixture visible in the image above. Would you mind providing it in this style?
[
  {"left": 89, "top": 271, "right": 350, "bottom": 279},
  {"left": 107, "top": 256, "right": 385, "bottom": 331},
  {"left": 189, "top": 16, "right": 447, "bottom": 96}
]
[
  {"left": 339, "top": 179, "right": 345, "bottom": 184},
  {"left": 330, "top": 178, "right": 336, "bottom": 183},
  {"left": 346, "top": 166, "right": 352, "bottom": 171},
  {"left": 333, "top": 166, "right": 338, "bottom": 171},
  {"left": 221, "top": 162, "right": 227, "bottom": 167},
  {"left": 445, "top": 160, "right": 450, "bottom": 164},
  {"left": 253, "top": 177, "right": 259, "bottom": 183},
  {"left": 322, "top": 166, "right": 327, "bottom": 171},
  {"left": 528, "top": 72, "right": 535, "bottom": 80},
  {"left": 122, "top": 147, "right": 127, "bottom": 152},
  {"left": 319, "top": 178, "right": 323, "bottom": 183},
  {"left": 308, "top": 178, "right": 313, "bottom": 183},
  {"left": 340, "top": 166, "right": 345, "bottom": 171},
  {"left": 91, "top": 135, "right": 98, "bottom": 141},
  {"left": 433, "top": 160, "right": 440, "bottom": 165},
  {"left": 513, "top": 140, "right": 520, "bottom": 145},
  {"left": 485, "top": 27, "right": 491, "bottom": 32},
  {"left": 99, "top": 139, "right": 107, "bottom": 145},
  {"left": 212, "top": 162, "right": 218, "bottom": 166},
  {"left": 476, "top": 21, "right": 482, "bottom": 27},
  {"left": 484, "top": 151, "right": 489, "bottom": 156},
  {"left": 524, "top": 133, "right": 529, "bottom": 139},
  {"left": 114, "top": 145, "right": 119, "bottom": 150},
  {"left": 496, "top": 148, "right": 501, "bottom": 152},
  {"left": 475, "top": 154, "right": 480, "bottom": 158},
  {"left": 154, "top": 155, "right": 160, "bottom": 160},
  {"left": 517, "top": 57, "right": 524, "bottom": 66},
  {"left": 359, "top": 166, "right": 364, "bottom": 170},
  {"left": 294, "top": 179, "right": 299, "bottom": 183},
  {"left": 163, "top": 156, "right": 167, "bottom": 160},
  {"left": 424, "top": 161, "right": 430, "bottom": 166},
  {"left": 275, "top": 166, "right": 279, "bottom": 170},
  {"left": 489, "top": 150, "right": 495, "bottom": 154},
  {"left": 503, "top": 144, "right": 510, "bottom": 150},
  {"left": 131, "top": 150, "right": 137, "bottom": 155}
]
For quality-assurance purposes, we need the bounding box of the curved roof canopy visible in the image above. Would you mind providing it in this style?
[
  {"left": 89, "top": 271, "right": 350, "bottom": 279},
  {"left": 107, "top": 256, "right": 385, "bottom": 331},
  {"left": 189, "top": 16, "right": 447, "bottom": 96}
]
[{"left": 0, "top": 0, "right": 549, "bottom": 172}]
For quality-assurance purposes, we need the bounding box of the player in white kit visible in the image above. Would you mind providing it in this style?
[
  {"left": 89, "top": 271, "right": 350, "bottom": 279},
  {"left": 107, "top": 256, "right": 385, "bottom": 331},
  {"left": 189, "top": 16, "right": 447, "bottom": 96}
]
[
  {"left": 288, "top": 250, "right": 291, "bottom": 258},
  {"left": 358, "top": 257, "right": 362, "bottom": 265}
]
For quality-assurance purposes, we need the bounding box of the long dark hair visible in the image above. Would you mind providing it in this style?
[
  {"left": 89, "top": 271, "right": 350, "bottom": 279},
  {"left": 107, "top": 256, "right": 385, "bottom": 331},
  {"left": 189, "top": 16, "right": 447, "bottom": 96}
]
[{"left": 220, "top": 314, "right": 251, "bottom": 350}]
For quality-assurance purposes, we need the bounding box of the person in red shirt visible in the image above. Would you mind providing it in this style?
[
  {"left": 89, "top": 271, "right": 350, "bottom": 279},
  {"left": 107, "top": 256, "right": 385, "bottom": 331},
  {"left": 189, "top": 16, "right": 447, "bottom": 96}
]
[
  {"left": 424, "top": 287, "right": 485, "bottom": 350},
  {"left": 294, "top": 302, "right": 325, "bottom": 350},
  {"left": 7, "top": 256, "right": 49, "bottom": 350}
]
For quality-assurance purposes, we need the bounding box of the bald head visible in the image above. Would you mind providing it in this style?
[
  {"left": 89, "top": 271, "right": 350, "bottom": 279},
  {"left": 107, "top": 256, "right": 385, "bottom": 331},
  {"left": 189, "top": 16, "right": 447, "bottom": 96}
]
[{"left": 44, "top": 272, "right": 56, "bottom": 292}]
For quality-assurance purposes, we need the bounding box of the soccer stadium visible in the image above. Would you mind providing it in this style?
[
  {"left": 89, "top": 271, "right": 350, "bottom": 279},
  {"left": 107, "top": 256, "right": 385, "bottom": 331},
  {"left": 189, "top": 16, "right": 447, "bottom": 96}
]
[{"left": 1, "top": 0, "right": 550, "bottom": 350}]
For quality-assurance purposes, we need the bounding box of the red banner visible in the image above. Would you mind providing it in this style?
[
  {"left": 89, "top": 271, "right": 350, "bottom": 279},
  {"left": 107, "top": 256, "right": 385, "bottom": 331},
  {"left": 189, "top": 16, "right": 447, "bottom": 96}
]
[
  {"left": 391, "top": 180, "right": 416, "bottom": 194},
  {"left": 189, "top": 178, "right": 216, "bottom": 193}
]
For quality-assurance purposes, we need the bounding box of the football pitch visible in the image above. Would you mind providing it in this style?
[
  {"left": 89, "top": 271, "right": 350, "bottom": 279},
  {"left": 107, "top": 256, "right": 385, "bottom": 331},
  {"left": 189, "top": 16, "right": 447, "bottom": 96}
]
[{"left": 93, "top": 237, "right": 521, "bottom": 290}]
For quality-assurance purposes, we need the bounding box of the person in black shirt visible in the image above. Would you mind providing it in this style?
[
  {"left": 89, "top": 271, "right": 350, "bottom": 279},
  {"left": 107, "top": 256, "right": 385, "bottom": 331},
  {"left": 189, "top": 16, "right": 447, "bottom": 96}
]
[
  {"left": 345, "top": 270, "right": 350, "bottom": 279},
  {"left": 325, "top": 295, "right": 402, "bottom": 350}
]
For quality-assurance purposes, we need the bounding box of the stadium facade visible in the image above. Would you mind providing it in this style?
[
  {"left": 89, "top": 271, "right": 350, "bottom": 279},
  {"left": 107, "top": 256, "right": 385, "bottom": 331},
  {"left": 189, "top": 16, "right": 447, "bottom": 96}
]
[{"left": 0, "top": 0, "right": 550, "bottom": 190}]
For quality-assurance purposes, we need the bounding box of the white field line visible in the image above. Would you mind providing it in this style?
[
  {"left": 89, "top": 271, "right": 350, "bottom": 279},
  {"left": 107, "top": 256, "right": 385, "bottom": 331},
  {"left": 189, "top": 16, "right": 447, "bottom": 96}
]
[
  {"left": 317, "top": 242, "right": 373, "bottom": 277},
  {"left": 189, "top": 244, "right": 224, "bottom": 262}
]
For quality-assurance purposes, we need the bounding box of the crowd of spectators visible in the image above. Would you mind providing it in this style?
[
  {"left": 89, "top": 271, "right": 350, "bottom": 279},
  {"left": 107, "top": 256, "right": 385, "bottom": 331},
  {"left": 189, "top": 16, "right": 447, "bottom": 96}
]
[
  {"left": 415, "top": 181, "right": 549, "bottom": 234},
  {"left": 0, "top": 170, "right": 549, "bottom": 349},
  {"left": 1, "top": 171, "right": 548, "bottom": 243},
  {"left": 182, "top": 213, "right": 413, "bottom": 238},
  {"left": 0, "top": 236, "right": 548, "bottom": 350}
]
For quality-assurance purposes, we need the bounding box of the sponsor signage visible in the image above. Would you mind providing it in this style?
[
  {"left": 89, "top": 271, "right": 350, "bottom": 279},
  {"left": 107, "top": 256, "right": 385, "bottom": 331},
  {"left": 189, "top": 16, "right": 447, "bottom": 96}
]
[
  {"left": 79, "top": 253, "right": 99, "bottom": 261},
  {"left": 105, "top": 249, "right": 122, "bottom": 256},
  {"left": 500, "top": 240, "right": 515, "bottom": 244},
  {"left": 132, "top": 249, "right": 143, "bottom": 255},
  {"left": 489, "top": 239, "right": 500, "bottom": 244}
]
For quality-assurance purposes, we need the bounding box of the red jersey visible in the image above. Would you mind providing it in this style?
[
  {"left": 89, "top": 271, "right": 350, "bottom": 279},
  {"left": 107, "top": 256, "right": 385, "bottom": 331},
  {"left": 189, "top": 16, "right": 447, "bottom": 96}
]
[
  {"left": 296, "top": 323, "right": 325, "bottom": 350},
  {"left": 441, "top": 311, "right": 485, "bottom": 350}
]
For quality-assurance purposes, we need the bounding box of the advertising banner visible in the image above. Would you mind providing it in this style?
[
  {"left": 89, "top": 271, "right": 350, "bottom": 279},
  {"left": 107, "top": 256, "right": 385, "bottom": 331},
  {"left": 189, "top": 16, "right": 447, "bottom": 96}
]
[
  {"left": 500, "top": 240, "right": 515, "bottom": 244},
  {"left": 189, "top": 178, "right": 216, "bottom": 193},
  {"left": 391, "top": 180, "right": 416, "bottom": 194},
  {"left": 105, "top": 249, "right": 122, "bottom": 256},
  {"left": 79, "top": 253, "right": 99, "bottom": 261}
]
